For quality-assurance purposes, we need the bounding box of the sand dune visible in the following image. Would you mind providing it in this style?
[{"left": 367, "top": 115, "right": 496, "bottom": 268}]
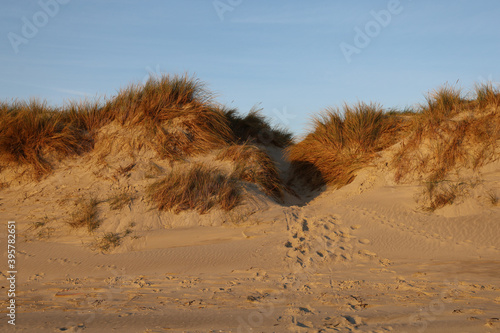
[
  {"left": 1, "top": 79, "right": 499, "bottom": 332},
  {"left": 1, "top": 150, "right": 499, "bottom": 332}
]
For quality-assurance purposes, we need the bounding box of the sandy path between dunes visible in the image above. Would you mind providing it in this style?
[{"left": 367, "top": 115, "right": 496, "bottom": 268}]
[{"left": 1, "top": 183, "right": 500, "bottom": 333}]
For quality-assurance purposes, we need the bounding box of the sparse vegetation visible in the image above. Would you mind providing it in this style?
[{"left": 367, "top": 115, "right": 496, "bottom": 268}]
[
  {"left": 393, "top": 84, "right": 500, "bottom": 184},
  {"left": 389, "top": 83, "right": 500, "bottom": 211},
  {"left": 108, "top": 192, "right": 134, "bottom": 210},
  {"left": 93, "top": 232, "right": 122, "bottom": 252},
  {"left": 486, "top": 190, "right": 499, "bottom": 206},
  {"left": 92, "top": 222, "right": 137, "bottom": 251},
  {"left": 124, "top": 222, "right": 136, "bottom": 236},
  {"left": 30, "top": 220, "right": 47, "bottom": 229},
  {"left": 287, "top": 102, "right": 405, "bottom": 188},
  {"left": 421, "top": 180, "right": 467, "bottom": 211},
  {"left": 147, "top": 163, "right": 241, "bottom": 214},
  {"left": 68, "top": 197, "right": 101, "bottom": 232},
  {"left": 28, "top": 216, "right": 55, "bottom": 239}
]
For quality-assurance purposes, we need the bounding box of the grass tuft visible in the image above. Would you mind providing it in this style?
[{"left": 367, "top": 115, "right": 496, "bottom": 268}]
[
  {"left": 147, "top": 163, "right": 241, "bottom": 214},
  {"left": 68, "top": 197, "right": 101, "bottom": 232},
  {"left": 486, "top": 190, "right": 499, "bottom": 206},
  {"left": 63, "top": 99, "right": 110, "bottom": 136},
  {"left": 421, "top": 180, "right": 467, "bottom": 211},
  {"left": 108, "top": 192, "right": 133, "bottom": 210},
  {"left": 393, "top": 83, "right": 500, "bottom": 184},
  {"left": 287, "top": 102, "right": 404, "bottom": 188},
  {"left": 28, "top": 216, "right": 55, "bottom": 239},
  {"left": 0, "top": 99, "right": 93, "bottom": 177},
  {"left": 103, "top": 74, "right": 234, "bottom": 159},
  {"left": 105, "top": 74, "right": 209, "bottom": 125},
  {"left": 474, "top": 82, "right": 500, "bottom": 108},
  {"left": 94, "top": 232, "right": 122, "bottom": 252},
  {"left": 422, "top": 84, "right": 464, "bottom": 124}
]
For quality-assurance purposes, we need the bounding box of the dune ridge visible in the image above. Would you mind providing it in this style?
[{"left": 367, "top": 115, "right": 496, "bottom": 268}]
[{"left": 0, "top": 77, "right": 499, "bottom": 332}]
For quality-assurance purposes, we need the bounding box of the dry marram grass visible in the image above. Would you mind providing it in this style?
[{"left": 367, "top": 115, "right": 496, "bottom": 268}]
[
  {"left": 93, "top": 232, "right": 122, "bottom": 252},
  {"left": 0, "top": 100, "right": 93, "bottom": 177},
  {"left": 108, "top": 192, "right": 134, "bottom": 210},
  {"left": 393, "top": 84, "right": 500, "bottom": 184},
  {"left": 147, "top": 163, "right": 241, "bottom": 214},
  {"left": 0, "top": 74, "right": 292, "bottom": 181},
  {"left": 68, "top": 197, "right": 101, "bottom": 232},
  {"left": 287, "top": 102, "right": 405, "bottom": 188}
]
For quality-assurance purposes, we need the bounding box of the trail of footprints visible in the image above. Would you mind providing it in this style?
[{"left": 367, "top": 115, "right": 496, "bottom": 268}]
[
  {"left": 284, "top": 206, "right": 381, "bottom": 272},
  {"left": 12, "top": 201, "right": 500, "bottom": 332},
  {"left": 279, "top": 207, "right": 393, "bottom": 331}
]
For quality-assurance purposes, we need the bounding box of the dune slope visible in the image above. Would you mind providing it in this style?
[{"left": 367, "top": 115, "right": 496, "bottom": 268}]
[{"left": 1, "top": 81, "right": 499, "bottom": 332}]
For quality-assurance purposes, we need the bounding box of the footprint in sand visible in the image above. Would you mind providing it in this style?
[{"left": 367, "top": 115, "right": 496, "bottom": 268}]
[
  {"left": 28, "top": 273, "right": 45, "bottom": 281},
  {"left": 285, "top": 209, "right": 362, "bottom": 268}
]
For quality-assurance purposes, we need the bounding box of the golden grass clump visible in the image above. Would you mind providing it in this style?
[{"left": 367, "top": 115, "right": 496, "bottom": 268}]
[
  {"left": 287, "top": 102, "right": 404, "bottom": 188},
  {"left": 421, "top": 180, "right": 466, "bottom": 211},
  {"left": 68, "top": 197, "right": 101, "bottom": 232},
  {"left": 102, "top": 74, "right": 234, "bottom": 159},
  {"left": 108, "top": 191, "right": 134, "bottom": 210},
  {"left": 63, "top": 99, "right": 110, "bottom": 136},
  {"left": 216, "top": 144, "right": 284, "bottom": 201},
  {"left": 474, "top": 82, "right": 500, "bottom": 108},
  {"left": 105, "top": 74, "right": 209, "bottom": 125},
  {"left": 393, "top": 84, "right": 500, "bottom": 184},
  {"left": 220, "top": 107, "right": 293, "bottom": 147},
  {"left": 147, "top": 163, "right": 241, "bottom": 214},
  {"left": 93, "top": 232, "right": 122, "bottom": 252},
  {"left": 0, "top": 100, "right": 93, "bottom": 177},
  {"left": 0, "top": 75, "right": 240, "bottom": 176},
  {"left": 421, "top": 84, "right": 464, "bottom": 124}
]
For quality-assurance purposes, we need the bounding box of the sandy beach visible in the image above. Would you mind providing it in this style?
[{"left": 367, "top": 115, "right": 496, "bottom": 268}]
[
  {"left": 1, "top": 145, "right": 499, "bottom": 332},
  {"left": 1, "top": 77, "right": 499, "bottom": 332}
]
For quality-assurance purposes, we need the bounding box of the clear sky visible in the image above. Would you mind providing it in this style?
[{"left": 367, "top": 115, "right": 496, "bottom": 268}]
[{"left": 1, "top": 0, "right": 499, "bottom": 135}]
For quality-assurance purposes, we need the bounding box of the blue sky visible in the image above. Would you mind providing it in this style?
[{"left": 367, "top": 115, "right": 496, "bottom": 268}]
[{"left": 1, "top": 0, "right": 499, "bottom": 135}]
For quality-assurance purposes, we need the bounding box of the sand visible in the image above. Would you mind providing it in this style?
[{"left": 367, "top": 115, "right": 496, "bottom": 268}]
[{"left": 1, "top": 149, "right": 499, "bottom": 333}]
